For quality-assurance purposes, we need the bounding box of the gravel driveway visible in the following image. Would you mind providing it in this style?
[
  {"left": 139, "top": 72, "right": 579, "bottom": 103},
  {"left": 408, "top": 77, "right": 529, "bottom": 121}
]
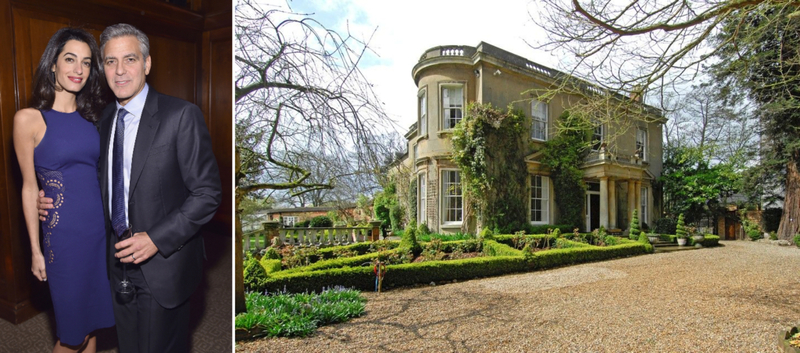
[{"left": 236, "top": 241, "right": 800, "bottom": 352}]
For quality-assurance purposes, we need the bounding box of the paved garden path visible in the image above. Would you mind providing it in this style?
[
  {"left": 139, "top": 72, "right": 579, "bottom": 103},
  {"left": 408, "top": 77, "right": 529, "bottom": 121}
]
[{"left": 236, "top": 241, "right": 800, "bottom": 352}]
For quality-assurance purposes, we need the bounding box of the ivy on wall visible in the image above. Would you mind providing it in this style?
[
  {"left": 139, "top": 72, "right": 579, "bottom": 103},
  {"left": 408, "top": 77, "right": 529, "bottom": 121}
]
[
  {"left": 540, "top": 110, "right": 591, "bottom": 229},
  {"left": 451, "top": 103, "right": 528, "bottom": 233}
]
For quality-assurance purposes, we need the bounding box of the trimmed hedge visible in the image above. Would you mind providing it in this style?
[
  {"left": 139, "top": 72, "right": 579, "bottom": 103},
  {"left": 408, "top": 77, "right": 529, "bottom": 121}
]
[
  {"left": 315, "top": 241, "right": 398, "bottom": 259},
  {"left": 482, "top": 239, "right": 523, "bottom": 256},
  {"left": 250, "top": 240, "right": 653, "bottom": 294},
  {"left": 279, "top": 250, "right": 399, "bottom": 275},
  {"left": 529, "top": 242, "right": 649, "bottom": 270},
  {"left": 257, "top": 256, "right": 530, "bottom": 293},
  {"left": 259, "top": 258, "right": 282, "bottom": 274}
]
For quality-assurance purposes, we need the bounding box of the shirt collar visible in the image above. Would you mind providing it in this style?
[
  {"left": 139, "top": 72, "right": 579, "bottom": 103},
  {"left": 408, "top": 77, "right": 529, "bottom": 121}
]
[{"left": 115, "top": 83, "right": 149, "bottom": 119}]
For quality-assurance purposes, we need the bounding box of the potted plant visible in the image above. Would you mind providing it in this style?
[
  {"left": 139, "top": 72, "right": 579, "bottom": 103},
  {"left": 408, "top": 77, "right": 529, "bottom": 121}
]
[
  {"left": 675, "top": 214, "right": 688, "bottom": 246},
  {"left": 689, "top": 226, "right": 705, "bottom": 245},
  {"left": 647, "top": 232, "right": 659, "bottom": 244}
]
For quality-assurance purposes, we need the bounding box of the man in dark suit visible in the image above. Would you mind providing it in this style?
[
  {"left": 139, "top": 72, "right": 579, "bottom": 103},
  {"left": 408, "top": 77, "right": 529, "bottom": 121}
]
[{"left": 41, "top": 23, "right": 221, "bottom": 352}]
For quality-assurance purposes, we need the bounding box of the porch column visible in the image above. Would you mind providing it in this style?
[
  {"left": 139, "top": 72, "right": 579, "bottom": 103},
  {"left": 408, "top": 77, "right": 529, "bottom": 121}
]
[
  {"left": 600, "top": 177, "right": 609, "bottom": 228},
  {"left": 634, "top": 180, "right": 642, "bottom": 227},
  {"left": 608, "top": 178, "right": 617, "bottom": 229},
  {"left": 627, "top": 180, "right": 636, "bottom": 228}
]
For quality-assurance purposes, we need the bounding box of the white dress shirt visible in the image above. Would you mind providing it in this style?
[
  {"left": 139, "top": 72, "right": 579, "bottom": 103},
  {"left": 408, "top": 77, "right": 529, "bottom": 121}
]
[{"left": 107, "top": 83, "right": 149, "bottom": 226}]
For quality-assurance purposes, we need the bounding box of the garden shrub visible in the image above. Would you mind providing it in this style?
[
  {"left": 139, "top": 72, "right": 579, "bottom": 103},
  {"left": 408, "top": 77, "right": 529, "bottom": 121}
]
[
  {"left": 309, "top": 216, "right": 333, "bottom": 228},
  {"left": 262, "top": 247, "right": 280, "bottom": 260},
  {"left": 235, "top": 287, "right": 366, "bottom": 339},
  {"left": 653, "top": 218, "right": 677, "bottom": 235},
  {"left": 418, "top": 222, "right": 431, "bottom": 236},
  {"left": 259, "top": 258, "right": 282, "bottom": 274},
  {"left": 243, "top": 253, "right": 268, "bottom": 291},
  {"left": 479, "top": 228, "right": 495, "bottom": 240},
  {"left": 794, "top": 234, "right": 800, "bottom": 248},
  {"left": 604, "top": 236, "right": 619, "bottom": 246},
  {"left": 483, "top": 239, "right": 523, "bottom": 256},
  {"left": 637, "top": 232, "right": 654, "bottom": 253},
  {"left": 389, "top": 204, "right": 404, "bottom": 232},
  {"left": 675, "top": 214, "right": 688, "bottom": 239},
  {"left": 294, "top": 220, "right": 311, "bottom": 228},
  {"left": 629, "top": 210, "right": 641, "bottom": 240},
  {"left": 701, "top": 234, "right": 720, "bottom": 247},
  {"left": 399, "top": 221, "right": 421, "bottom": 256}
]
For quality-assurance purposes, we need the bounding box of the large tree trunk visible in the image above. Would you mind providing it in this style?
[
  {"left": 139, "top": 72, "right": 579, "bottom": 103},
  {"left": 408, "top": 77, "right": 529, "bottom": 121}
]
[
  {"left": 778, "top": 151, "right": 800, "bottom": 241},
  {"left": 235, "top": 152, "right": 246, "bottom": 314}
]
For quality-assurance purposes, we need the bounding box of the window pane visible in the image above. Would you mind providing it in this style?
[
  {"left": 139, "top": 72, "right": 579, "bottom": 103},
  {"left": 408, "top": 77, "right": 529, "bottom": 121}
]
[
  {"left": 443, "top": 171, "right": 463, "bottom": 222},
  {"left": 531, "top": 100, "right": 548, "bottom": 140},
  {"left": 530, "top": 175, "right": 549, "bottom": 223}
]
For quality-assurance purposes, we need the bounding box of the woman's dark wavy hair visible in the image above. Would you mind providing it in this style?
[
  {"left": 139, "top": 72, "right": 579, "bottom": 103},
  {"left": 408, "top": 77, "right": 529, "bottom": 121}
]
[{"left": 30, "top": 27, "right": 107, "bottom": 123}]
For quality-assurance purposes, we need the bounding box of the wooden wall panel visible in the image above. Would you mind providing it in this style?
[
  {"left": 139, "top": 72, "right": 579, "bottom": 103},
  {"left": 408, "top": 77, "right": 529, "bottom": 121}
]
[
  {"left": 0, "top": 0, "right": 232, "bottom": 325},
  {"left": 148, "top": 36, "right": 198, "bottom": 103},
  {"left": 202, "top": 25, "right": 232, "bottom": 229}
]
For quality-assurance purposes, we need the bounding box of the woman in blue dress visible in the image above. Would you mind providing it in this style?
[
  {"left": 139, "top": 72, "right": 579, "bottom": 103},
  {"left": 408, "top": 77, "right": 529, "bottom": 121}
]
[{"left": 13, "top": 28, "right": 114, "bottom": 353}]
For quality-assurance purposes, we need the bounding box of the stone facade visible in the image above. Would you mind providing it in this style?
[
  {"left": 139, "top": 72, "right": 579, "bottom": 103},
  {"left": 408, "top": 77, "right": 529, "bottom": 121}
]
[{"left": 398, "top": 42, "right": 665, "bottom": 234}]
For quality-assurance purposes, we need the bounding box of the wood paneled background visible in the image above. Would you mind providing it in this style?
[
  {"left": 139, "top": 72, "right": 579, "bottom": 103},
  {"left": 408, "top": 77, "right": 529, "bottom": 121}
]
[{"left": 0, "top": 0, "right": 232, "bottom": 324}]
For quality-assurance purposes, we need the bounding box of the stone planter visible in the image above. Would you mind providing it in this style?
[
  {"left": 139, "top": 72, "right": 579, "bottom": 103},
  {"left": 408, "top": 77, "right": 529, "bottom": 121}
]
[
  {"left": 692, "top": 235, "right": 705, "bottom": 246},
  {"left": 779, "top": 326, "right": 800, "bottom": 353},
  {"left": 677, "top": 237, "right": 687, "bottom": 246},
  {"left": 647, "top": 235, "right": 659, "bottom": 244}
]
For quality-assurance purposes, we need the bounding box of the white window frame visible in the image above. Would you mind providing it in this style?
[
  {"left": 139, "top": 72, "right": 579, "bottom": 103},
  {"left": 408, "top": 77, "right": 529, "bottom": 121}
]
[
  {"left": 529, "top": 175, "right": 550, "bottom": 224},
  {"left": 417, "top": 173, "right": 427, "bottom": 225},
  {"left": 592, "top": 121, "right": 605, "bottom": 151},
  {"left": 641, "top": 187, "right": 648, "bottom": 225},
  {"left": 440, "top": 169, "right": 463, "bottom": 224},
  {"left": 418, "top": 89, "right": 428, "bottom": 135},
  {"left": 441, "top": 84, "right": 464, "bottom": 130},
  {"left": 531, "top": 99, "right": 548, "bottom": 141},
  {"left": 283, "top": 216, "right": 297, "bottom": 227},
  {"left": 636, "top": 127, "right": 647, "bottom": 160}
]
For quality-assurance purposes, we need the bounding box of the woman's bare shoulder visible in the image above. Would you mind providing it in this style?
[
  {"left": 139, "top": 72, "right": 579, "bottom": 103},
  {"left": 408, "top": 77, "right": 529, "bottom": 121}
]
[{"left": 14, "top": 108, "right": 43, "bottom": 123}]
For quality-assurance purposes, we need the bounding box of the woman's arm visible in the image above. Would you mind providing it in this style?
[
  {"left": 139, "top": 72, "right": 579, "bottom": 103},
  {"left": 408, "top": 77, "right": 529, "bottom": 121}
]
[{"left": 13, "top": 108, "right": 47, "bottom": 281}]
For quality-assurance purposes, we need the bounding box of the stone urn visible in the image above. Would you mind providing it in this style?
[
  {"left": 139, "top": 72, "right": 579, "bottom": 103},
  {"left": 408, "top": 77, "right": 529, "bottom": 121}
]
[
  {"left": 677, "top": 237, "right": 688, "bottom": 246},
  {"left": 692, "top": 235, "right": 705, "bottom": 246},
  {"left": 647, "top": 234, "right": 659, "bottom": 244}
]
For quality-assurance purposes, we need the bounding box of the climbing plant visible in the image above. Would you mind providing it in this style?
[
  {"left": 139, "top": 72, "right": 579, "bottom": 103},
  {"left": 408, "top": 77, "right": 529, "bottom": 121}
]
[
  {"left": 451, "top": 102, "right": 527, "bottom": 233},
  {"left": 540, "top": 110, "right": 591, "bottom": 229}
]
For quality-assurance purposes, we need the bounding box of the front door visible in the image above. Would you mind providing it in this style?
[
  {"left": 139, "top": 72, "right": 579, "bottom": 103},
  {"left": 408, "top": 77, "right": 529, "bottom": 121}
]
[{"left": 586, "top": 192, "right": 600, "bottom": 232}]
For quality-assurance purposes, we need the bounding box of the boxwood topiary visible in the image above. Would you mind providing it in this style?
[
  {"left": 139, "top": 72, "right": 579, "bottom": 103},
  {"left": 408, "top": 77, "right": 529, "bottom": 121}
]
[
  {"left": 243, "top": 253, "right": 268, "bottom": 291},
  {"left": 309, "top": 216, "right": 333, "bottom": 228}
]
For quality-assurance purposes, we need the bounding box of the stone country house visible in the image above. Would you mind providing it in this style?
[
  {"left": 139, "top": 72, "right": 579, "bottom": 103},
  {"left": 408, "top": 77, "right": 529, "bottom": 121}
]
[{"left": 397, "top": 42, "right": 665, "bottom": 234}]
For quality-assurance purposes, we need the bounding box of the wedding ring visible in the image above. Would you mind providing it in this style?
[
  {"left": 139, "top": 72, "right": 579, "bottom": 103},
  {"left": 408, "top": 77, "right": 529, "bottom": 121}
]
[{"left": 131, "top": 254, "right": 136, "bottom": 261}]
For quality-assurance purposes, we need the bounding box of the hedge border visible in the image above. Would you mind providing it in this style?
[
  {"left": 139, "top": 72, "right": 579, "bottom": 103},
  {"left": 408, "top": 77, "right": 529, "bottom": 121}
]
[{"left": 251, "top": 241, "right": 652, "bottom": 293}]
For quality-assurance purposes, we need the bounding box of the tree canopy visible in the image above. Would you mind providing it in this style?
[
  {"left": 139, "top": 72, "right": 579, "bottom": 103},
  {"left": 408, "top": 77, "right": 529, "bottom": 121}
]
[{"left": 534, "top": 0, "right": 800, "bottom": 239}]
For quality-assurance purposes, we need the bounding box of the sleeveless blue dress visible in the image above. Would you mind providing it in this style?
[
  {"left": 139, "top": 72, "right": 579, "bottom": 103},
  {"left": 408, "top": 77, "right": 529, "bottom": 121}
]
[{"left": 34, "top": 109, "right": 114, "bottom": 346}]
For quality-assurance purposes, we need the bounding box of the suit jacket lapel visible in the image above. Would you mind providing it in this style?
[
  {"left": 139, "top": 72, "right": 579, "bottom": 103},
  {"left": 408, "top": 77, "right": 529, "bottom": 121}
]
[
  {"left": 98, "top": 104, "right": 116, "bottom": 215},
  {"left": 129, "top": 89, "right": 160, "bottom": 199}
]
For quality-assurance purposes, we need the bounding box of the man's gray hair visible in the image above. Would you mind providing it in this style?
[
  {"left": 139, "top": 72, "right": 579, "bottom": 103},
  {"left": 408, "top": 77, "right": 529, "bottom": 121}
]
[{"left": 100, "top": 23, "right": 150, "bottom": 58}]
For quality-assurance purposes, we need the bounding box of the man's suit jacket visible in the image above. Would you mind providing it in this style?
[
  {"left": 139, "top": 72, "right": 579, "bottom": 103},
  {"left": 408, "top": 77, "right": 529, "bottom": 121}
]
[{"left": 99, "top": 88, "right": 221, "bottom": 309}]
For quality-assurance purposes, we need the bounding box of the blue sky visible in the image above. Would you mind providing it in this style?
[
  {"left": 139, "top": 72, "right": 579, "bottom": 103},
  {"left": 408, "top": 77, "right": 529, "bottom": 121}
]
[{"left": 258, "top": 0, "right": 560, "bottom": 130}]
